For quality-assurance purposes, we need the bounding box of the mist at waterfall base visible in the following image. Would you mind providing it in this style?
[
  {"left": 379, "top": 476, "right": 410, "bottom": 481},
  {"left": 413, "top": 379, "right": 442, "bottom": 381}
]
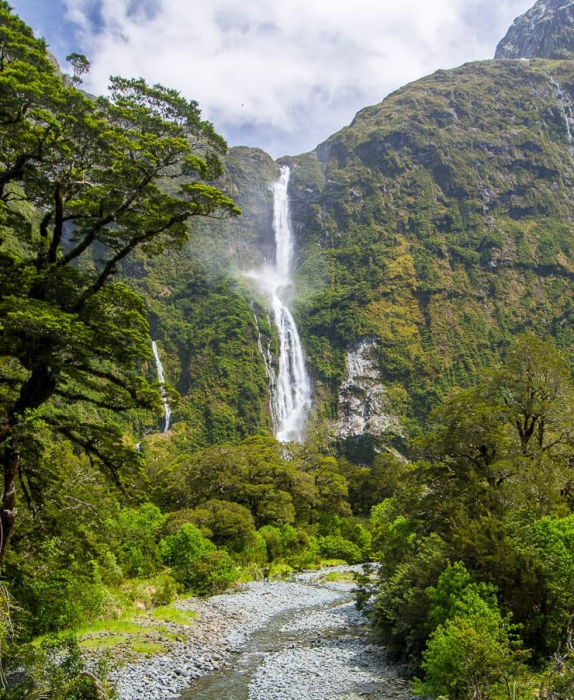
[
  {"left": 152, "top": 340, "right": 172, "bottom": 433},
  {"left": 247, "top": 167, "right": 312, "bottom": 443}
]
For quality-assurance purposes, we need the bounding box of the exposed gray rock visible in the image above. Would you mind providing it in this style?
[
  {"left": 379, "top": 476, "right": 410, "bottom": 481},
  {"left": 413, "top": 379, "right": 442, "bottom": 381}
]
[
  {"left": 334, "top": 336, "right": 403, "bottom": 440},
  {"left": 495, "top": 0, "right": 574, "bottom": 60}
]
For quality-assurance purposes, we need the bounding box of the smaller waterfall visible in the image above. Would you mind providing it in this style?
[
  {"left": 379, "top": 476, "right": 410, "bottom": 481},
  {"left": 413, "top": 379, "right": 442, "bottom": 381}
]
[
  {"left": 549, "top": 75, "right": 574, "bottom": 159},
  {"left": 152, "top": 341, "right": 171, "bottom": 433},
  {"left": 252, "top": 304, "right": 277, "bottom": 426}
]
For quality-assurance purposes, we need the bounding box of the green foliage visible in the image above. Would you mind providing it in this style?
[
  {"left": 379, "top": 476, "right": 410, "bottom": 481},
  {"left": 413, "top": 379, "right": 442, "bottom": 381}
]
[
  {"left": 186, "top": 550, "right": 238, "bottom": 596},
  {"left": 368, "top": 338, "right": 574, "bottom": 691},
  {"left": 113, "top": 504, "right": 166, "bottom": 578},
  {"left": 160, "top": 436, "right": 350, "bottom": 527},
  {"left": 185, "top": 499, "right": 257, "bottom": 553},
  {"left": 0, "top": 1, "right": 239, "bottom": 563},
  {"left": 317, "top": 535, "right": 362, "bottom": 564},
  {"left": 515, "top": 515, "right": 574, "bottom": 654},
  {"left": 1, "top": 634, "right": 114, "bottom": 699},
  {"left": 416, "top": 593, "right": 527, "bottom": 700},
  {"left": 12, "top": 544, "right": 112, "bottom": 636},
  {"left": 159, "top": 522, "right": 237, "bottom": 596},
  {"left": 159, "top": 523, "right": 215, "bottom": 588}
]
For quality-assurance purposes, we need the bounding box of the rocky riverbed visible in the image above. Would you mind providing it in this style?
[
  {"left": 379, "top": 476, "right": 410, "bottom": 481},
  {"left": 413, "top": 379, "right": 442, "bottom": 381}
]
[{"left": 112, "top": 566, "right": 412, "bottom": 700}]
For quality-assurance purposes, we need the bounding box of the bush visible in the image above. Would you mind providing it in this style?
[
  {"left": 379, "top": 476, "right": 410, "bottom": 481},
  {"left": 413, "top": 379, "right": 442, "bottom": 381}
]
[
  {"left": 258, "top": 525, "right": 285, "bottom": 561},
  {"left": 186, "top": 550, "right": 238, "bottom": 596},
  {"left": 123, "top": 572, "right": 178, "bottom": 608},
  {"left": 317, "top": 535, "right": 362, "bottom": 564},
  {"left": 415, "top": 589, "right": 528, "bottom": 700},
  {"left": 4, "top": 634, "right": 114, "bottom": 699},
  {"left": 113, "top": 504, "right": 166, "bottom": 578},
  {"left": 15, "top": 544, "right": 113, "bottom": 635},
  {"left": 159, "top": 524, "right": 215, "bottom": 590}
]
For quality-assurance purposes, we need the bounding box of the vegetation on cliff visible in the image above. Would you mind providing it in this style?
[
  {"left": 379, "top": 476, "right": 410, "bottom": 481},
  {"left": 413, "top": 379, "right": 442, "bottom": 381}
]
[
  {"left": 286, "top": 57, "right": 573, "bottom": 447},
  {"left": 0, "top": 2, "right": 572, "bottom": 699}
]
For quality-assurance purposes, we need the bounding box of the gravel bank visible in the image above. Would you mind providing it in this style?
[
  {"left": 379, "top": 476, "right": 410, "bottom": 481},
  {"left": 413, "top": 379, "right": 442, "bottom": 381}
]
[{"left": 112, "top": 566, "right": 411, "bottom": 700}]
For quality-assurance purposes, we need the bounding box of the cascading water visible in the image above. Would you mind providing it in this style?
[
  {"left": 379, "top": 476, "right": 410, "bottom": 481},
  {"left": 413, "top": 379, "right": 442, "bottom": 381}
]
[
  {"left": 248, "top": 166, "right": 311, "bottom": 442},
  {"left": 152, "top": 340, "right": 171, "bottom": 432},
  {"left": 251, "top": 303, "right": 277, "bottom": 407},
  {"left": 548, "top": 75, "right": 574, "bottom": 161}
]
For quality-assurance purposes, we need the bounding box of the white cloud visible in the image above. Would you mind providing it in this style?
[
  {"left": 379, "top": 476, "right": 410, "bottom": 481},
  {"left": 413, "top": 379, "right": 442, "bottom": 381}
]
[{"left": 61, "top": 0, "right": 535, "bottom": 156}]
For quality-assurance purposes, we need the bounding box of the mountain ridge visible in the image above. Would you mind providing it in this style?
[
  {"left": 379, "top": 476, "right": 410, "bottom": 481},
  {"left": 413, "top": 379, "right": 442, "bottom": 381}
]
[{"left": 495, "top": 0, "right": 574, "bottom": 59}]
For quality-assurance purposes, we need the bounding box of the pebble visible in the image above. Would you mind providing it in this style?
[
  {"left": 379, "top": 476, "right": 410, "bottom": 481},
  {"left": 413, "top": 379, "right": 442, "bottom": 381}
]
[{"left": 103, "top": 565, "right": 410, "bottom": 700}]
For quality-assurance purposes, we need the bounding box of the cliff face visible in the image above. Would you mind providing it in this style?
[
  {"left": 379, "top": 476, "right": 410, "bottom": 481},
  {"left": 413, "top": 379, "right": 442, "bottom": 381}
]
[
  {"left": 495, "top": 0, "right": 574, "bottom": 59},
  {"left": 284, "top": 58, "right": 573, "bottom": 445},
  {"left": 118, "top": 146, "right": 280, "bottom": 449}
]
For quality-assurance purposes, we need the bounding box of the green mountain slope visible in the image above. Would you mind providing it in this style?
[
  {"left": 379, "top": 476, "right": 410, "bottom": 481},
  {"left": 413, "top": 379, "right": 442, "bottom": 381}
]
[
  {"left": 118, "top": 147, "right": 280, "bottom": 449},
  {"left": 284, "top": 58, "right": 572, "bottom": 446}
]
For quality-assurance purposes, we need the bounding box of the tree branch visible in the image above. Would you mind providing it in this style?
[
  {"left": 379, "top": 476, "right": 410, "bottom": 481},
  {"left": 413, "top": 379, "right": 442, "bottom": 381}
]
[{"left": 72, "top": 212, "right": 189, "bottom": 312}]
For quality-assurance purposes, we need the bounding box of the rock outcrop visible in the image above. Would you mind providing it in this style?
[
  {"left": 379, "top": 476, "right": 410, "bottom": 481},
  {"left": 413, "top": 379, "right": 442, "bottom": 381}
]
[
  {"left": 495, "top": 0, "right": 574, "bottom": 59},
  {"left": 334, "top": 337, "right": 403, "bottom": 441}
]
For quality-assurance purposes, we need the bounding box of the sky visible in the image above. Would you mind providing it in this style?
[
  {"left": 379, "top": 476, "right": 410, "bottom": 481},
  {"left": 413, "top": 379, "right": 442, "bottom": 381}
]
[{"left": 12, "top": 0, "right": 535, "bottom": 158}]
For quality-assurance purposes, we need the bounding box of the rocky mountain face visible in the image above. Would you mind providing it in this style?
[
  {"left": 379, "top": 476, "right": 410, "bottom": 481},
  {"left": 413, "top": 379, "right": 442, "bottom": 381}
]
[
  {"left": 130, "top": 3, "right": 573, "bottom": 456},
  {"left": 281, "top": 57, "right": 572, "bottom": 452},
  {"left": 495, "top": 0, "right": 574, "bottom": 59}
]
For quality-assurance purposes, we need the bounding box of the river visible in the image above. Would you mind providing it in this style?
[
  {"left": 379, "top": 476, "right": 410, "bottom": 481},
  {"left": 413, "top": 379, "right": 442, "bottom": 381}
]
[{"left": 115, "top": 567, "right": 412, "bottom": 700}]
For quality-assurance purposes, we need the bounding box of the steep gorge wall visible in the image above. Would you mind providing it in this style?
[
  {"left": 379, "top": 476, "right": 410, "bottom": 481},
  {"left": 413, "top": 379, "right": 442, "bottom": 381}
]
[{"left": 284, "top": 58, "right": 573, "bottom": 446}]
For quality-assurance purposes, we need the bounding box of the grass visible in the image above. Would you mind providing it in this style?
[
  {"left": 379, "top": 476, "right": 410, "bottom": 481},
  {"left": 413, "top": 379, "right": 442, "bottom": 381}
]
[
  {"left": 129, "top": 640, "right": 165, "bottom": 655},
  {"left": 150, "top": 605, "right": 196, "bottom": 625},
  {"left": 80, "top": 635, "right": 128, "bottom": 649},
  {"left": 70, "top": 602, "right": 197, "bottom": 654},
  {"left": 77, "top": 618, "right": 144, "bottom": 636},
  {"left": 323, "top": 571, "right": 355, "bottom": 582}
]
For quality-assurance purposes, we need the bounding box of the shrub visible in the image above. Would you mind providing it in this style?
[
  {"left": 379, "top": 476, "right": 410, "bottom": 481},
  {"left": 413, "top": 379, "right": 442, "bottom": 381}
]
[
  {"left": 317, "top": 535, "right": 362, "bottom": 564},
  {"left": 113, "top": 504, "right": 166, "bottom": 578},
  {"left": 159, "top": 524, "right": 215, "bottom": 590},
  {"left": 186, "top": 550, "right": 238, "bottom": 596},
  {"left": 415, "top": 589, "right": 528, "bottom": 700}
]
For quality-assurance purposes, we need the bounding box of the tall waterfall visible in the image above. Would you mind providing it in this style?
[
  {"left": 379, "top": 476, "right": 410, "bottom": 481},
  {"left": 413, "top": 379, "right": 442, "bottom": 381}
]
[
  {"left": 152, "top": 341, "right": 171, "bottom": 433},
  {"left": 249, "top": 166, "right": 311, "bottom": 442}
]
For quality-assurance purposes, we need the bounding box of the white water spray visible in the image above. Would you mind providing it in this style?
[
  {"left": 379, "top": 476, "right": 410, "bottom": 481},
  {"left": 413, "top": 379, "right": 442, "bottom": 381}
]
[
  {"left": 549, "top": 75, "right": 574, "bottom": 161},
  {"left": 248, "top": 167, "right": 311, "bottom": 442},
  {"left": 252, "top": 304, "right": 277, "bottom": 405},
  {"left": 152, "top": 340, "right": 171, "bottom": 433}
]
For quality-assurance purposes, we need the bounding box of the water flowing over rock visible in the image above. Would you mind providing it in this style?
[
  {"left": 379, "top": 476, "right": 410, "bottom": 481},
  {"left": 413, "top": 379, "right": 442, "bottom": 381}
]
[
  {"left": 151, "top": 341, "right": 171, "bottom": 433},
  {"left": 251, "top": 305, "right": 277, "bottom": 407},
  {"left": 248, "top": 167, "right": 311, "bottom": 442},
  {"left": 335, "top": 336, "right": 402, "bottom": 440},
  {"left": 548, "top": 74, "right": 574, "bottom": 160},
  {"left": 495, "top": 0, "right": 574, "bottom": 60}
]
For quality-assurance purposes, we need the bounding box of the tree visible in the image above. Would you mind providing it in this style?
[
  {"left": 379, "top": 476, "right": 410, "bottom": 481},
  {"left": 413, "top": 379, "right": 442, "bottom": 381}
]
[
  {"left": 0, "top": 3, "right": 240, "bottom": 562},
  {"left": 416, "top": 335, "right": 573, "bottom": 528}
]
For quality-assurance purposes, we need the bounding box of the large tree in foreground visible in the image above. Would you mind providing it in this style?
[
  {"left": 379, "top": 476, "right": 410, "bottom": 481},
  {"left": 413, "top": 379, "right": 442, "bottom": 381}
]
[{"left": 0, "top": 2, "right": 240, "bottom": 561}]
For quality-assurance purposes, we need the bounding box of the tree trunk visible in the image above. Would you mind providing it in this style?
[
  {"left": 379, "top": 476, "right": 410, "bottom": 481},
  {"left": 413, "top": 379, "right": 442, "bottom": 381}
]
[
  {"left": 0, "top": 366, "right": 56, "bottom": 565},
  {"left": 0, "top": 443, "right": 18, "bottom": 563}
]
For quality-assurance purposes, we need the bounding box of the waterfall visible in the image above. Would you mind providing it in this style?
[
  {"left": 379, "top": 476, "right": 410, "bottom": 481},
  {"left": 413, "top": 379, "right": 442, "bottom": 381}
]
[
  {"left": 548, "top": 75, "right": 574, "bottom": 160},
  {"left": 252, "top": 304, "right": 277, "bottom": 424},
  {"left": 151, "top": 340, "right": 171, "bottom": 433},
  {"left": 247, "top": 166, "right": 311, "bottom": 442}
]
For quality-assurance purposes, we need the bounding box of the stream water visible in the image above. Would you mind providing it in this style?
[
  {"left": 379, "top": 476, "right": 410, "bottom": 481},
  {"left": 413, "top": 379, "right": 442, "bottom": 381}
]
[{"left": 176, "top": 572, "right": 411, "bottom": 700}]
